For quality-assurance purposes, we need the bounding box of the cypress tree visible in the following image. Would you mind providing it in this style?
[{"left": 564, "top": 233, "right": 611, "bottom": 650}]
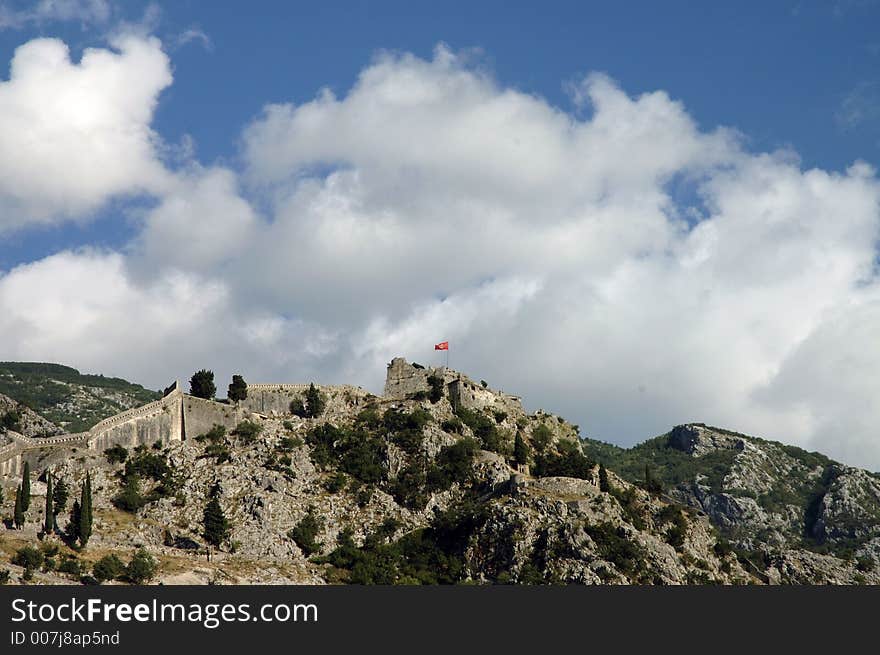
[
  {"left": 13, "top": 485, "right": 24, "bottom": 529},
  {"left": 78, "top": 473, "right": 93, "bottom": 547},
  {"left": 21, "top": 461, "right": 30, "bottom": 511},
  {"left": 68, "top": 500, "right": 81, "bottom": 542},
  {"left": 53, "top": 478, "right": 69, "bottom": 515},
  {"left": 304, "top": 383, "right": 326, "bottom": 418},
  {"left": 44, "top": 473, "right": 54, "bottom": 533},
  {"left": 514, "top": 432, "right": 531, "bottom": 467},
  {"left": 203, "top": 495, "right": 230, "bottom": 548},
  {"left": 599, "top": 462, "right": 610, "bottom": 493}
]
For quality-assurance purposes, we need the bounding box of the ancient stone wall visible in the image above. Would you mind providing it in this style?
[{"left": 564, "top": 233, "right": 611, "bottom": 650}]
[
  {"left": 182, "top": 395, "right": 247, "bottom": 440},
  {"left": 241, "top": 383, "right": 370, "bottom": 416},
  {"left": 86, "top": 389, "right": 183, "bottom": 450},
  {"left": 384, "top": 357, "right": 524, "bottom": 416},
  {"left": 0, "top": 440, "right": 20, "bottom": 477}
]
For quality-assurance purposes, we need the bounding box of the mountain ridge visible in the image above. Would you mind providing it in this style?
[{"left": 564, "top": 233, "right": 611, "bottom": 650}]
[{"left": 0, "top": 359, "right": 877, "bottom": 585}]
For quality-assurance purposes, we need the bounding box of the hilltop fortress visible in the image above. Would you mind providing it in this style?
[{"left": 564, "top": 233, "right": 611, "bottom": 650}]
[{"left": 0, "top": 357, "right": 523, "bottom": 481}]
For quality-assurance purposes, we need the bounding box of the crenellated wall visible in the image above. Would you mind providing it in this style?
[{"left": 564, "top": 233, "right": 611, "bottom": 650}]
[
  {"left": 241, "top": 383, "right": 369, "bottom": 415},
  {"left": 0, "top": 361, "right": 518, "bottom": 481},
  {"left": 86, "top": 386, "right": 183, "bottom": 450}
]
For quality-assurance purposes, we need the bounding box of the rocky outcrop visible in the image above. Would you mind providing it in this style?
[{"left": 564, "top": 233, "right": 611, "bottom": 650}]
[{"left": 0, "top": 392, "right": 62, "bottom": 439}]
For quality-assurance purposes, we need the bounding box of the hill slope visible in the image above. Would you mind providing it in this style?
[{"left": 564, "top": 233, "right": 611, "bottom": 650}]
[
  {"left": 0, "top": 362, "right": 161, "bottom": 433},
  {"left": 583, "top": 423, "right": 880, "bottom": 578},
  {"left": 1, "top": 369, "right": 879, "bottom": 585}
]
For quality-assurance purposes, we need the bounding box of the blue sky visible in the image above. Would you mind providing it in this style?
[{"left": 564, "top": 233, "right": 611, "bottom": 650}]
[{"left": 1, "top": 1, "right": 880, "bottom": 467}]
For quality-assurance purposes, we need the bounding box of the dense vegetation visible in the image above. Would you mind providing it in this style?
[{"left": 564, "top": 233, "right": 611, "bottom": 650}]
[
  {"left": 314, "top": 497, "right": 488, "bottom": 584},
  {"left": 583, "top": 434, "right": 738, "bottom": 493}
]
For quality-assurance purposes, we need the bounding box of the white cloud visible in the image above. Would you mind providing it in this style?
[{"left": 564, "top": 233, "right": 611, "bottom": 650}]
[
  {"left": 131, "top": 166, "right": 258, "bottom": 272},
  {"left": 2, "top": 43, "right": 880, "bottom": 469},
  {"left": 173, "top": 27, "right": 212, "bottom": 52},
  {"left": 0, "top": 250, "right": 337, "bottom": 393},
  {"left": 0, "top": 0, "right": 111, "bottom": 30},
  {"left": 0, "top": 33, "right": 172, "bottom": 230}
]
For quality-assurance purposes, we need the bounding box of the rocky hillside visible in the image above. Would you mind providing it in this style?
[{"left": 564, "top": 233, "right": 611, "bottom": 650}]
[
  {"left": 584, "top": 423, "right": 880, "bottom": 583},
  {"left": 0, "top": 383, "right": 755, "bottom": 585},
  {"left": 0, "top": 392, "right": 63, "bottom": 438},
  {"left": 1, "top": 369, "right": 879, "bottom": 585},
  {"left": 0, "top": 362, "right": 160, "bottom": 433}
]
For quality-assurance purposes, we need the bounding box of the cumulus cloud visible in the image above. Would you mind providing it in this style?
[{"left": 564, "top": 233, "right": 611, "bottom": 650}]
[
  {"left": 2, "top": 42, "right": 880, "bottom": 469},
  {"left": 130, "top": 166, "right": 258, "bottom": 273},
  {"left": 0, "top": 250, "right": 337, "bottom": 391},
  {"left": 0, "top": 33, "right": 172, "bottom": 230}
]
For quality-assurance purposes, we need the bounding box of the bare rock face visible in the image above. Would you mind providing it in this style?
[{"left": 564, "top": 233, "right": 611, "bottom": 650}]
[
  {"left": 668, "top": 424, "right": 744, "bottom": 457},
  {"left": 812, "top": 466, "right": 880, "bottom": 542},
  {"left": 467, "top": 470, "right": 751, "bottom": 585}
]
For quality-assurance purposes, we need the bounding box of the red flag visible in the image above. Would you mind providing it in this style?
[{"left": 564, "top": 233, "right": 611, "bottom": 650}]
[{"left": 434, "top": 341, "right": 449, "bottom": 350}]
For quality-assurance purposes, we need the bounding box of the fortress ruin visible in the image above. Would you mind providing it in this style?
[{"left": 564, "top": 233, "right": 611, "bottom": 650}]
[{"left": 0, "top": 357, "right": 523, "bottom": 481}]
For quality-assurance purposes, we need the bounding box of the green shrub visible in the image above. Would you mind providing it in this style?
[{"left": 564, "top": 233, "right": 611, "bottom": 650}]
[
  {"left": 289, "top": 508, "right": 322, "bottom": 555},
  {"left": 456, "top": 407, "right": 505, "bottom": 453},
  {"left": 514, "top": 433, "right": 530, "bottom": 466},
  {"left": 426, "top": 375, "right": 445, "bottom": 403},
  {"left": 198, "top": 424, "right": 226, "bottom": 443},
  {"left": 289, "top": 397, "right": 307, "bottom": 417},
  {"left": 441, "top": 418, "right": 463, "bottom": 434},
  {"left": 204, "top": 443, "right": 231, "bottom": 463},
  {"left": 531, "top": 424, "right": 552, "bottom": 452},
  {"left": 124, "top": 451, "right": 170, "bottom": 482},
  {"left": 93, "top": 555, "right": 126, "bottom": 582},
  {"left": 585, "top": 522, "right": 645, "bottom": 577},
  {"left": 40, "top": 543, "right": 59, "bottom": 558},
  {"left": 355, "top": 407, "right": 381, "bottom": 428},
  {"left": 58, "top": 557, "right": 82, "bottom": 576},
  {"left": 1, "top": 409, "right": 22, "bottom": 432},
  {"left": 324, "top": 472, "right": 348, "bottom": 493},
  {"left": 428, "top": 438, "right": 478, "bottom": 491},
  {"left": 532, "top": 440, "right": 593, "bottom": 479},
  {"left": 389, "top": 463, "right": 428, "bottom": 509},
  {"left": 104, "top": 445, "right": 128, "bottom": 464},
  {"left": 113, "top": 475, "right": 147, "bottom": 513},
  {"left": 12, "top": 545, "right": 43, "bottom": 570},
  {"left": 232, "top": 420, "right": 262, "bottom": 444},
  {"left": 856, "top": 556, "right": 875, "bottom": 572},
  {"left": 306, "top": 424, "right": 386, "bottom": 483},
  {"left": 664, "top": 512, "right": 688, "bottom": 551},
  {"left": 599, "top": 463, "right": 611, "bottom": 492},
  {"left": 383, "top": 408, "right": 431, "bottom": 454},
  {"left": 713, "top": 538, "right": 733, "bottom": 558},
  {"left": 125, "top": 549, "right": 157, "bottom": 584}
]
